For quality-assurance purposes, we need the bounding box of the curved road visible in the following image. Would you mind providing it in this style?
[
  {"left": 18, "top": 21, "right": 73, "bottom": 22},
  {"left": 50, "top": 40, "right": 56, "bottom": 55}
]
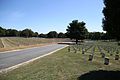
[{"left": 0, "top": 44, "right": 66, "bottom": 70}]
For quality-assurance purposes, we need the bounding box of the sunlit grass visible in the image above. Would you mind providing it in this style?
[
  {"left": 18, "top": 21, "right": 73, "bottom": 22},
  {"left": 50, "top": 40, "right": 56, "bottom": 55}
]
[
  {"left": 0, "top": 42, "right": 120, "bottom": 80},
  {"left": 0, "top": 37, "right": 67, "bottom": 52}
]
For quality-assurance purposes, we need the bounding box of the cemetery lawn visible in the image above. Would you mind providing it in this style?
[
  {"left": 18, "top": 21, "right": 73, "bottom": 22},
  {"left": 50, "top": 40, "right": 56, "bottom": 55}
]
[{"left": 0, "top": 42, "right": 120, "bottom": 80}]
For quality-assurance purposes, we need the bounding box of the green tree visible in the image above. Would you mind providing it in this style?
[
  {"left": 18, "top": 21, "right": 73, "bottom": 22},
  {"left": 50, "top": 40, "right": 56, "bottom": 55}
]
[
  {"left": 0, "top": 27, "right": 6, "bottom": 37},
  {"left": 6, "top": 29, "right": 19, "bottom": 37},
  {"left": 38, "top": 33, "right": 47, "bottom": 38},
  {"left": 47, "top": 31, "right": 58, "bottom": 38},
  {"left": 66, "top": 20, "right": 88, "bottom": 44},
  {"left": 88, "top": 32, "right": 103, "bottom": 40},
  {"left": 102, "top": 0, "right": 120, "bottom": 40},
  {"left": 33, "top": 32, "right": 38, "bottom": 37},
  {"left": 20, "top": 29, "right": 34, "bottom": 37},
  {"left": 58, "top": 32, "right": 66, "bottom": 38}
]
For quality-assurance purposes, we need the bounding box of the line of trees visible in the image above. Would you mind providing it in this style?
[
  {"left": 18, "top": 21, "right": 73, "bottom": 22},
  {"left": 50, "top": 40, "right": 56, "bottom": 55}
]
[
  {"left": 87, "top": 32, "right": 108, "bottom": 40},
  {"left": 0, "top": 26, "right": 107, "bottom": 40},
  {"left": 39, "top": 31, "right": 67, "bottom": 38},
  {"left": 39, "top": 31, "right": 107, "bottom": 40},
  {"left": 0, "top": 27, "right": 67, "bottom": 38},
  {"left": 0, "top": 27, "right": 38, "bottom": 37}
]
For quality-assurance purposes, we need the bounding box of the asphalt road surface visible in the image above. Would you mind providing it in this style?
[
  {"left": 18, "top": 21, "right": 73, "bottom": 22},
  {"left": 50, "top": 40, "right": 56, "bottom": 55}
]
[{"left": 0, "top": 44, "right": 66, "bottom": 70}]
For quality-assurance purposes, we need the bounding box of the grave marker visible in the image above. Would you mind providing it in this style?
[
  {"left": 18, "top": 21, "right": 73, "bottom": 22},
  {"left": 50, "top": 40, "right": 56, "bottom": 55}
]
[
  {"left": 82, "top": 50, "right": 84, "bottom": 54},
  {"left": 101, "top": 53, "right": 105, "bottom": 58},
  {"left": 104, "top": 57, "right": 109, "bottom": 65},
  {"left": 115, "top": 54, "right": 119, "bottom": 60},
  {"left": 74, "top": 49, "right": 77, "bottom": 53},
  {"left": 68, "top": 46, "right": 70, "bottom": 52},
  {"left": 110, "top": 53, "right": 113, "bottom": 56},
  {"left": 73, "top": 47, "right": 77, "bottom": 53},
  {"left": 88, "top": 54, "right": 93, "bottom": 61},
  {"left": 116, "top": 50, "right": 119, "bottom": 54}
]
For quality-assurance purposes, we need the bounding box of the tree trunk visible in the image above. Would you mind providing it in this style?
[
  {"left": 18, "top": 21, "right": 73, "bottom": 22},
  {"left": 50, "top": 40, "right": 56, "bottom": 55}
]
[
  {"left": 117, "top": 41, "right": 120, "bottom": 46},
  {"left": 76, "top": 39, "right": 78, "bottom": 44}
]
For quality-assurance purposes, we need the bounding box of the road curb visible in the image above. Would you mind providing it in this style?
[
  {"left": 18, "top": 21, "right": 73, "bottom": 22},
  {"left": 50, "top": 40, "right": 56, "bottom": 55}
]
[{"left": 0, "top": 45, "right": 68, "bottom": 73}]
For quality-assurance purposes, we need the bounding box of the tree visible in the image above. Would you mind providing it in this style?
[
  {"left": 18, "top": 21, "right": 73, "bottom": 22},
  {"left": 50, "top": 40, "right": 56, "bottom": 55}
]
[
  {"left": 102, "top": 0, "right": 120, "bottom": 40},
  {"left": 20, "top": 29, "right": 34, "bottom": 37},
  {"left": 101, "top": 33, "right": 109, "bottom": 40},
  {"left": 38, "top": 33, "right": 47, "bottom": 38},
  {"left": 33, "top": 32, "right": 38, "bottom": 37},
  {"left": 0, "top": 26, "right": 39, "bottom": 37},
  {"left": 58, "top": 32, "right": 66, "bottom": 38},
  {"left": 6, "top": 29, "right": 19, "bottom": 37},
  {"left": 47, "top": 31, "right": 58, "bottom": 38},
  {"left": 0, "top": 27, "right": 6, "bottom": 37},
  {"left": 66, "top": 20, "right": 88, "bottom": 44},
  {"left": 88, "top": 32, "right": 104, "bottom": 40}
]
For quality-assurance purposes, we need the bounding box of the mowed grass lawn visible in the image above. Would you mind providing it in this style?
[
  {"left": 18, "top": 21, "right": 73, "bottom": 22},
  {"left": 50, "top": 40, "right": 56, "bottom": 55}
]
[{"left": 0, "top": 45, "right": 120, "bottom": 80}]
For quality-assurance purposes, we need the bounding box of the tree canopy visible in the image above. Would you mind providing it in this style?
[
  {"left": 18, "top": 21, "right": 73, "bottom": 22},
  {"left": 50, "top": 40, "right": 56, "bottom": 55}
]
[
  {"left": 88, "top": 32, "right": 106, "bottom": 40},
  {"left": 0, "top": 27, "right": 6, "bottom": 37},
  {"left": 102, "top": 0, "right": 120, "bottom": 40},
  {"left": 0, "top": 26, "right": 67, "bottom": 38},
  {"left": 47, "top": 31, "right": 58, "bottom": 38},
  {"left": 58, "top": 32, "right": 66, "bottom": 38},
  {"left": 0, "top": 27, "right": 39, "bottom": 38},
  {"left": 66, "top": 20, "right": 88, "bottom": 44}
]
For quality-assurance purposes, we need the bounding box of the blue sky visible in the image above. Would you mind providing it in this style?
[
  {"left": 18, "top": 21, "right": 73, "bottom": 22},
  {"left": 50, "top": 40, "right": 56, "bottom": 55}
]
[{"left": 0, "top": 0, "right": 104, "bottom": 33}]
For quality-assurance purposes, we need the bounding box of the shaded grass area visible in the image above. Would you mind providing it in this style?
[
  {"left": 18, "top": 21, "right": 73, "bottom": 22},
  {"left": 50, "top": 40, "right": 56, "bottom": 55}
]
[
  {"left": 0, "top": 45, "right": 120, "bottom": 80},
  {"left": 78, "top": 70, "right": 120, "bottom": 80}
]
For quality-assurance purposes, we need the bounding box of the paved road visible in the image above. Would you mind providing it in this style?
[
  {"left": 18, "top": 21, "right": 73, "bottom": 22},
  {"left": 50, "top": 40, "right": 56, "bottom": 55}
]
[{"left": 0, "top": 44, "right": 66, "bottom": 70}]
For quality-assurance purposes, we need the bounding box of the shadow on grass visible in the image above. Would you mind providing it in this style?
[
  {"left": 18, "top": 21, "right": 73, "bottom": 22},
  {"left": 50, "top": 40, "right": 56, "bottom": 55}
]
[{"left": 77, "top": 70, "right": 120, "bottom": 80}]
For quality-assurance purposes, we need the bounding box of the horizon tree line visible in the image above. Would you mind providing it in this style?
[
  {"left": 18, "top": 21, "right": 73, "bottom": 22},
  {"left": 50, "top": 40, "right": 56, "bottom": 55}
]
[
  {"left": 0, "top": 26, "right": 67, "bottom": 38},
  {"left": 0, "top": 25, "right": 107, "bottom": 40}
]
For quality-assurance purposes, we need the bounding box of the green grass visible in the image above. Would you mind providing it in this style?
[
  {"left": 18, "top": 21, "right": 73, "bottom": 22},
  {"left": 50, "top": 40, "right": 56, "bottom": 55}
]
[{"left": 0, "top": 41, "right": 120, "bottom": 80}]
